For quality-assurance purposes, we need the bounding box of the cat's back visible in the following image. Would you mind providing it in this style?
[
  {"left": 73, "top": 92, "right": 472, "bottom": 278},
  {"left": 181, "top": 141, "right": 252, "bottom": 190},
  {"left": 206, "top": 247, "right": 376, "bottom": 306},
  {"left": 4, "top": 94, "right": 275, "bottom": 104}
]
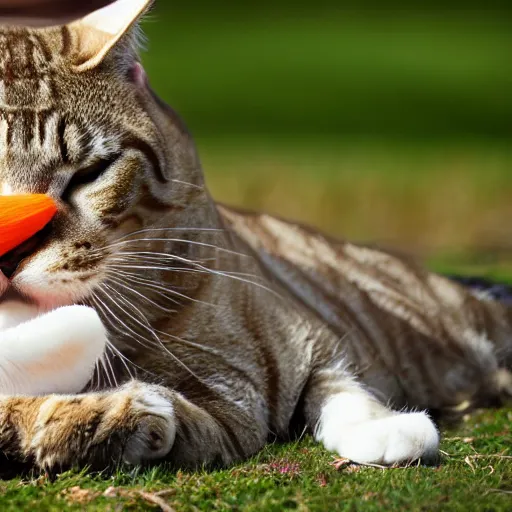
[
  {"left": 218, "top": 203, "right": 449, "bottom": 329},
  {"left": 218, "top": 204, "right": 512, "bottom": 412}
]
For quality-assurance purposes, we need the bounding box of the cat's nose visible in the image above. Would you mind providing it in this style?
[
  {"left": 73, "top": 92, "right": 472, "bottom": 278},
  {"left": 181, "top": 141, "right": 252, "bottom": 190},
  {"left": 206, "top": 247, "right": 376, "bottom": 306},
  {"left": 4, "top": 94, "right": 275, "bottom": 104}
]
[{"left": 0, "top": 229, "right": 49, "bottom": 279}]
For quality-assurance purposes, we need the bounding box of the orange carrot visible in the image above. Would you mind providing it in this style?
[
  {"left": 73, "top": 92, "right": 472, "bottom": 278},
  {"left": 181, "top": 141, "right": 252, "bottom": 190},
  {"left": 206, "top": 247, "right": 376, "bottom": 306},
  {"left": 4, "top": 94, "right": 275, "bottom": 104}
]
[{"left": 0, "top": 195, "right": 57, "bottom": 258}]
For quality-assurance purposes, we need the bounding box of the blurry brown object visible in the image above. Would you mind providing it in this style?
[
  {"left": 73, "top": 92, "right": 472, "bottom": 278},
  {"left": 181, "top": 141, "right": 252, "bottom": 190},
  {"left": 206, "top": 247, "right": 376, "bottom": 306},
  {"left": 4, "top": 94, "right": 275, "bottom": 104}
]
[{"left": 0, "top": 0, "right": 114, "bottom": 26}]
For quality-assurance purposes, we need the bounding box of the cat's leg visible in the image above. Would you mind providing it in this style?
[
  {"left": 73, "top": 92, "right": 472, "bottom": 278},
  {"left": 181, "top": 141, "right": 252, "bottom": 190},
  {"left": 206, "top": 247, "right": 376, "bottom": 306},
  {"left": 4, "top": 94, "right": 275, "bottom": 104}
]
[
  {"left": 304, "top": 366, "right": 440, "bottom": 465},
  {"left": 0, "top": 380, "right": 267, "bottom": 472}
]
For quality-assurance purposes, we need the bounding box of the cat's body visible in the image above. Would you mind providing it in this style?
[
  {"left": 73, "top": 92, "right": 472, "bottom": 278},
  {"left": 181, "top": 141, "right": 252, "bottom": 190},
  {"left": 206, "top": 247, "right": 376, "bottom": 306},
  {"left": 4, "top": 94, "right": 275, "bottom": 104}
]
[{"left": 0, "top": 0, "right": 510, "bottom": 473}]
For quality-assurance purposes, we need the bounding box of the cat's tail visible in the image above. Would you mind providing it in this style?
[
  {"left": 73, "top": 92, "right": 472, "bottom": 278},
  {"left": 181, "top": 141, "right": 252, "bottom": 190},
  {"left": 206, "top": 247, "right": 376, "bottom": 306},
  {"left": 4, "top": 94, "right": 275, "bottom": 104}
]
[{"left": 446, "top": 274, "right": 512, "bottom": 305}]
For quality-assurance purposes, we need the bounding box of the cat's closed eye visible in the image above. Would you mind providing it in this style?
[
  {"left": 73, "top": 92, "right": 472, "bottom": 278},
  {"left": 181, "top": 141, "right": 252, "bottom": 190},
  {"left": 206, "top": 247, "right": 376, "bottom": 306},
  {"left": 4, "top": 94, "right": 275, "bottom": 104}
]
[{"left": 62, "top": 155, "right": 120, "bottom": 201}]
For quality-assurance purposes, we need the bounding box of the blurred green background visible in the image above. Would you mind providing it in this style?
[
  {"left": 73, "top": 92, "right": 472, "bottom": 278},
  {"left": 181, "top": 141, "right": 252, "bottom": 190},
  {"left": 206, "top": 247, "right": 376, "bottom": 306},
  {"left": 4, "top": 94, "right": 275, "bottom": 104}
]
[{"left": 141, "top": 1, "right": 512, "bottom": 271}]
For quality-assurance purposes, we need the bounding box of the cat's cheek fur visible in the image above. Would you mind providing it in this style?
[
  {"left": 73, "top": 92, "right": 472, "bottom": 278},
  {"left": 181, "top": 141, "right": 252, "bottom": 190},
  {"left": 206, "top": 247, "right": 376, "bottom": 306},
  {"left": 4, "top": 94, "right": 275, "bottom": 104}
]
[{"left": 315, "top": 393, "right": 440, "bottom": 465}]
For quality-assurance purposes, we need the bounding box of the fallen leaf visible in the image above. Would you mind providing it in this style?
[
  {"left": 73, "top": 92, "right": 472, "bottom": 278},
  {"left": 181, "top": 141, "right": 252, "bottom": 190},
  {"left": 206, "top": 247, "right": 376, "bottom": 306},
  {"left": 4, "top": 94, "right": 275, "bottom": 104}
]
[
  {"left": 103, "top": 486, "right": 122, "bottom": 498},
  {"left": 62, "top": 486, "right": 100, "bottom": 505},
  {"left": 345, "top": 464, "right": 363, "bottom": 474},
  {"left": 316, "top": 473, "right": 328, "bottom": 487},
  {"left": 484, "top": 465, "right": 495, "bottom": 475},
  {"left": 330, "top": 457, "right": 351, "bottom": 470},
  {"left": 464, "top": 456, "right": 476, "bottom": 473}
]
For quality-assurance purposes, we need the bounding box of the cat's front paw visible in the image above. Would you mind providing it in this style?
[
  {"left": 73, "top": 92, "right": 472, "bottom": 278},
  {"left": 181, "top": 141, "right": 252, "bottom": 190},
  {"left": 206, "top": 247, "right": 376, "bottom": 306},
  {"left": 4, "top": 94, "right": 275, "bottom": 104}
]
[
  {"left": 0, "top": 304, "right": 107, "bottom": 395},
  {"left": 122, "top": 385, "right": 176, "bottom": 465},
  {"left": 29, "top": 382, "right": 176, "bottom": 473},
  {"left": 324, "top": 412, "right": 439, "bottom": 466}
]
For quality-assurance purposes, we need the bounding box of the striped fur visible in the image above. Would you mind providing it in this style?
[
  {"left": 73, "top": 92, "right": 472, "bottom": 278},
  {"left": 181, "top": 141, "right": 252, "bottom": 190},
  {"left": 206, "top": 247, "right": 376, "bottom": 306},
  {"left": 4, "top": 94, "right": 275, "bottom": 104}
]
[{"left": 0, "top": 1, "right": 510, "bottom": 474}]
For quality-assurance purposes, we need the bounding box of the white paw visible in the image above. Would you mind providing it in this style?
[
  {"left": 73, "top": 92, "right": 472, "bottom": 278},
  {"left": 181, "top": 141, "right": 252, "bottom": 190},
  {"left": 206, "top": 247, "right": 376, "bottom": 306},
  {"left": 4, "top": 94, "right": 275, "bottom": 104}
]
[
  {"left": 0, "top": 305, "right": 107, "bottom": 395},
  {"left": 122, "top": 384, "right": 176, "bottom": 465},
  {"left": 325, "top": 412, "right": 439, "bottom": 465}
]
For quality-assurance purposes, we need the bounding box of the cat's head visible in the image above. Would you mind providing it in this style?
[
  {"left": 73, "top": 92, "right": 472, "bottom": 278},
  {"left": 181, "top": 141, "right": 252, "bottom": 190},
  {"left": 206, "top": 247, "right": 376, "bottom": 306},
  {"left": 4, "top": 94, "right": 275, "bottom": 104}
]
[{"left": 0, "top": 0, "right": 206, "bottom": 308}]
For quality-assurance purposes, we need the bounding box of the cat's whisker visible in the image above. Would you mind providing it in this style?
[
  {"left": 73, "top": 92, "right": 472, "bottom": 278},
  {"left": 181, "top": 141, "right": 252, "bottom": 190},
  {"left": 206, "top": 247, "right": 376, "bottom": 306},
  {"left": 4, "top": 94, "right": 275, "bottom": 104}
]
[
  {"left": 91, "top": 360, "right": 101, "bottom": 391},
  {"left": 106, "top": 270, "right": 183, "bottom": 304},
  {"left": 108, "top": 251, "right": 250, "bottom": 280},
  {"left": 92, "top": 350, "right": 107, "bottom": 391},
  {"left": 109, "top": 257, "right": 205, "bottom": 268},
  {"left": 109, "top": 262, "right": 220, "bottom": 285},
  {"left": 110, "top": 251, "right": 200, "bottom": 262},
  {"left": 106, "top": 252, "right": 283, "bottom": 304},
  {"left": 103, "top": 345, "right": 119, "bottom": 389},
  {"left": 108, "top": 255, "right": 216, "bottom": 269},
  {"left": 105, "top": 266, "right": 221, "bottom": 307},
  {"left": 105, "top": 341, "right": 136, "bottom": 384},
  {"left": 93, "top": 297, "right": 175, "bottom": 384},
  {"left": 111, "top": 263, "right": 209, "bottom": 274},
  {"left": 204, "top": 267, "right": 283, "bottom": 299},
  {"left": 109, "top": 260, "right": 283, "bottom": 300},
  {"left": 95, "top": 283, "right": 219, "bottom": 359},
  {"left": 147, "top": 324, "right": 251, "bottom": 374},
  {"left": 92, "top": 290, "right": 162, "bottom": 358},
  {"left": 98, "top": 284, "right": 204, "bottom": 383},
  {"left": 112, "top": 226, "right": 224, "bottom": 243},
  {"left": 93, "top": 237, "right": 249, "bottom": 259},
  {"left": 105, "top": 274, "right": 178, "bottom": 315},
  {"left": 90, "top": 293, "right": 127, "bottom": 387},
  {"left": 109, "top": 252, "right": 268, "bottom": 281},
  {"left": 99, "top": 350, "right": 115, "bottom": 389},
  {"left": 110, "top": 263, "right": 269, "bottom": 296},
  {"left": 102, "top": 283, "right": 171, "bottom": 339},
  {"left": 107, "top": 246, "right": 210, "bottom": 271},
  {"left": 96, "top": 325, "right": 138, "bottom": 382},
  {"left": 95, "top": 360, "right": 105, "bottom": 390},
  {"left": 116, "top": 249, "right": 268, "bottom": 285},
  {"left": 110, "top": 260, "right": 193, "bottom": 270},
  {"left": 93, "top": 350, "right": 109, "bottom": 388},
  {"left": 170, "top": 178, "right": 204, "bottom": 190}
]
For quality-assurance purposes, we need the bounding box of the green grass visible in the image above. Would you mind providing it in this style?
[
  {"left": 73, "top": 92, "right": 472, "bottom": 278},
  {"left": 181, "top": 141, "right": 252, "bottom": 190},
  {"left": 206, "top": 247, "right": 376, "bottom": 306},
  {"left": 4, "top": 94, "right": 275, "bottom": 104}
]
[{"left": 0, "top": 408, "right": 510, "bottom": 511}]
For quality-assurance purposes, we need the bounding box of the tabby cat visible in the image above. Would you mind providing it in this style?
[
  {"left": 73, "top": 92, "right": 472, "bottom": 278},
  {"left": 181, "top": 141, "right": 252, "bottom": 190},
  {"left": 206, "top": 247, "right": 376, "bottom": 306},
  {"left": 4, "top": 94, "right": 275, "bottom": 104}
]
[{"left": 0, "top": 0, "right": 510, "bottom": 474}]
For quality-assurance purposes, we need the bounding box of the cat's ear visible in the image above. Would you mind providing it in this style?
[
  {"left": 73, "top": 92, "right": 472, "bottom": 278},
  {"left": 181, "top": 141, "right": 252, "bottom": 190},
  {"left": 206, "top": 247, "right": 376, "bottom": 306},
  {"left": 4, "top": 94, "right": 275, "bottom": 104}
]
[{"left": 67, "top": 0, "right": 153, "bottom": 72}]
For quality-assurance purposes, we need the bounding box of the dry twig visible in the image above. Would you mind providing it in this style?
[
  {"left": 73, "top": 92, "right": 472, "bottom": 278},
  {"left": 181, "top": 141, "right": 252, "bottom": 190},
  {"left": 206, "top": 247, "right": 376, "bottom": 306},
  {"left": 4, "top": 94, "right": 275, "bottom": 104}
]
[{"left": 138, "top": 491, "right": 176, "bottom": 512}]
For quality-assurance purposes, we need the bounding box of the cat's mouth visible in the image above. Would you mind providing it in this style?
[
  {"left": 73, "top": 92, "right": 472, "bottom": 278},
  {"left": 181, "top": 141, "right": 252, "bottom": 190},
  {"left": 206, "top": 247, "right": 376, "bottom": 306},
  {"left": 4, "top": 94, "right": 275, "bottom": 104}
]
[
  {"left": 0, "top": 286, "right": 37, "bottom": 307},
  {"left": 0, "top": 275, "right": 75, "bottom": 313}
]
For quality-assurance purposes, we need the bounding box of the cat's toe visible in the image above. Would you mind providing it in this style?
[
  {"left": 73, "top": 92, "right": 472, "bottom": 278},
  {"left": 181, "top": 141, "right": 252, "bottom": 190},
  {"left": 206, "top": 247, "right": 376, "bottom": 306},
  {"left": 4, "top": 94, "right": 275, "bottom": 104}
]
[{"left": 122, "top": 384, "right": 176, "bottom": 465}]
